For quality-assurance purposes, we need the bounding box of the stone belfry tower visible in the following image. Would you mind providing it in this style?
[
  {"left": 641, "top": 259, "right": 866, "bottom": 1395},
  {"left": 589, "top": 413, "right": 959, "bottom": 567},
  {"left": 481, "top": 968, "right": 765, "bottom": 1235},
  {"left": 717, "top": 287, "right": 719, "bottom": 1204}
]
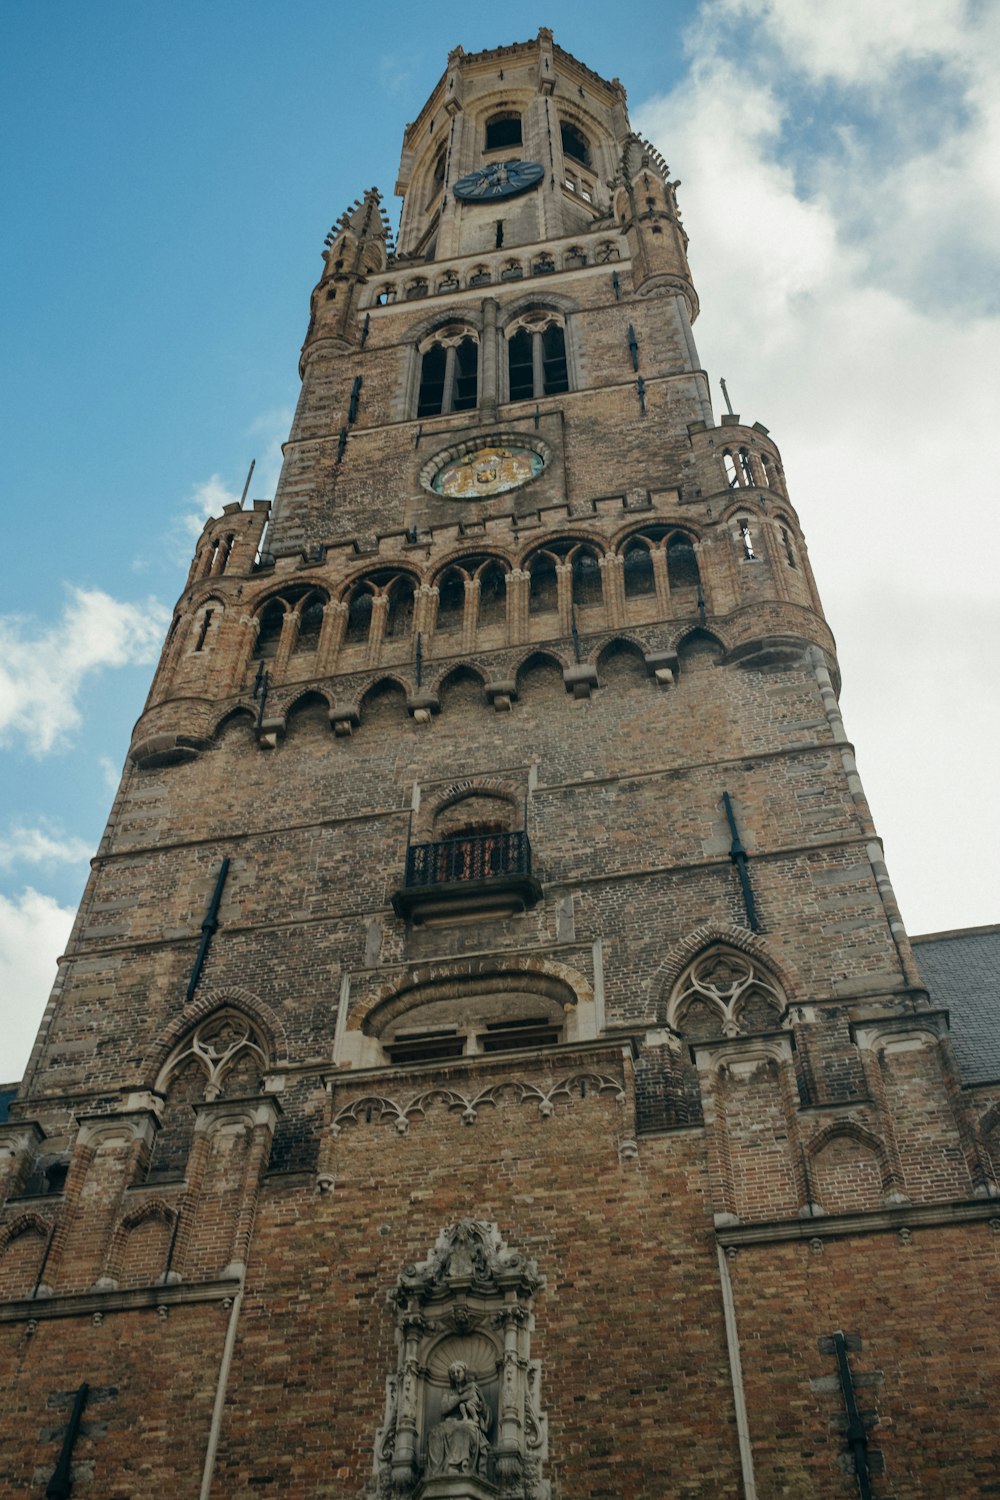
[{"left": 4, "top": 29, "right": 1000, "bottom": 1500}]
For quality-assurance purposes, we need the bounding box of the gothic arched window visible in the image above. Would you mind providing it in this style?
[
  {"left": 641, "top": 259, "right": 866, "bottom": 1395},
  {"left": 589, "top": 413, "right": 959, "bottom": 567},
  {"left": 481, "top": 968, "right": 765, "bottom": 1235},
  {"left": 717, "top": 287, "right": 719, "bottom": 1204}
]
[
  {"left": 417, "top": 328, "right": 479, "bottom": 417},
  {"left": 506, "top": 313, "right": 569, "bottom": 402},
  {"left": 667, "top": 532, "right": 700, "bottom": 593},
  {"left": 253, "top": 598, "right": 286, "bottom": 659},
  {"left": 560, "top": 120, "right": 590, "bottom": 168}
]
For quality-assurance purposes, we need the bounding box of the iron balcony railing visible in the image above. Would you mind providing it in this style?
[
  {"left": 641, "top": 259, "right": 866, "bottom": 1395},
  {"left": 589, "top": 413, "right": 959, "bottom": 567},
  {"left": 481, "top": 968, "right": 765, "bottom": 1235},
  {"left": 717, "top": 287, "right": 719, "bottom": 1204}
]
[{"left": 403, "top": 830, "right": 532, "bottom": 890}]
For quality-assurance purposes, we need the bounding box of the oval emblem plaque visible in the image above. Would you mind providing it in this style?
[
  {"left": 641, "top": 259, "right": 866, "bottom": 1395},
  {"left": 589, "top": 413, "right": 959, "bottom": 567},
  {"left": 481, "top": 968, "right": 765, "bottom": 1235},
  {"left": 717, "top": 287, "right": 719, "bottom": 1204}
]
[{"left": 431, "top": 444, "right": 545, "bottom": 499}]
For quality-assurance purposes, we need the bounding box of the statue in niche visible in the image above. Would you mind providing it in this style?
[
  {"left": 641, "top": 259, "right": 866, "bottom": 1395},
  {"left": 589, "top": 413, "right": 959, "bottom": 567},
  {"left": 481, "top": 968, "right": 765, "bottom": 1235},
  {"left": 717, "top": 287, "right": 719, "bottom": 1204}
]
[{"left": 426, "top": 1360, "right": 492, "bottom": 1478}]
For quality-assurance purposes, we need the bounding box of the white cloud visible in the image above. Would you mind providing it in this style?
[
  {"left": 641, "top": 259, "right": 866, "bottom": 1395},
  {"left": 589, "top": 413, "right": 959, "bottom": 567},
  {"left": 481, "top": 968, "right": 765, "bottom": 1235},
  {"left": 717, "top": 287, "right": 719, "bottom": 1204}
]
[
  {"left": 0, "top": 824, "right": 92, "bottom": 870},
  {"left": 176, "top": 408, "right": 291, "bottom": 557},
  {"left": 99, "top": 755, "right": 121, "bottom": 794},
  {"left": 0, "top": 887, "right": 74, "bottom": 1084},
  {"left": 0, "top": 587, "right": 169, "bottom": 757},
  {"left": 635, "top": 2, "right": 998, "bottom": 934},
  {"left": 181, "top": 472, "right": 242, "bottom": 543}
]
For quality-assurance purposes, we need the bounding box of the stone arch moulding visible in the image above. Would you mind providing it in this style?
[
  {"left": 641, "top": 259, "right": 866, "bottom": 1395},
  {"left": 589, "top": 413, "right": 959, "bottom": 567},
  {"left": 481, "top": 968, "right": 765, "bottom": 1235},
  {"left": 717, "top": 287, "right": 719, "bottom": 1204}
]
[
  {"left": 148, "top": 989, "right": 288, "bottom": 1088},
  {"left": 337, "top": 957, "right": 597, "bottom": 1070},
  {"left": 804, "top": 1120, "right": 896, "bottom": 1206},
  {"left": 415, "top": 774, "right": 526, "bottom": 842},
  {"left": 652, "top": 926, "right": 803, "bottom": 1027},
  {"left": 100, "top": 1198, "right": 178, "bottom": 1290},
  {"left": 368, "top": 1219, "right": 548, "bottom": 1500}
]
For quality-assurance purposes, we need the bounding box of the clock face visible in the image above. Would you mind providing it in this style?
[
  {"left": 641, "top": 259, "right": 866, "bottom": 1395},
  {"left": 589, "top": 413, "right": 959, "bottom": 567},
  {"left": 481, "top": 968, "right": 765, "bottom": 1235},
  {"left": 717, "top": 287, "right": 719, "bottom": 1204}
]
[{"left": 453, "top": 160, "right": 545, "bottom": 202}]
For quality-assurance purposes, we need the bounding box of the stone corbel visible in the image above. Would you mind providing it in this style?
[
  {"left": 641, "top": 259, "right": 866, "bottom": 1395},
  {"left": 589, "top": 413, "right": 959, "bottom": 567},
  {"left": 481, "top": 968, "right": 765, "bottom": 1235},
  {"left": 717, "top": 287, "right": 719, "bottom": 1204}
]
[
  {"left": 485, "top": 679, "right": 517, "bottom": 712},
  {"left": 330, "top": 707, "right": 360, "bottom": 737},
  {"left": 255, "top": 716, "right": 285, "bottom": 749},
  {"left": 407, "top": 691, "right": 441, "bottom": 725},
  {"left": 563, "top": 664, "right": 598, "bottom": 699},
  {"left": 644, "top": 650, "right": 679, "bottom": 688}
]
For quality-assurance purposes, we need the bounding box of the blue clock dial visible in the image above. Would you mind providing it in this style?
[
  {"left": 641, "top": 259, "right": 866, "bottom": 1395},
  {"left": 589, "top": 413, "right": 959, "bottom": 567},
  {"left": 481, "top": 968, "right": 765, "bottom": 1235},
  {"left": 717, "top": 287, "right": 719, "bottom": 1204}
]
[{"left": 453, "top": 160, "right": 545, "bottom": 202}]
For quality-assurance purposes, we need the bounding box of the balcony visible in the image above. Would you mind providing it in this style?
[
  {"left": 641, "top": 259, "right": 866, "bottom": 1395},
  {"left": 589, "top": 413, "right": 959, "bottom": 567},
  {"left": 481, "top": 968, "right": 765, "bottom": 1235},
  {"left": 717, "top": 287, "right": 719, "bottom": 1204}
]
[{"left": 391, "top": 829, "right": 542, "bottom": 923}]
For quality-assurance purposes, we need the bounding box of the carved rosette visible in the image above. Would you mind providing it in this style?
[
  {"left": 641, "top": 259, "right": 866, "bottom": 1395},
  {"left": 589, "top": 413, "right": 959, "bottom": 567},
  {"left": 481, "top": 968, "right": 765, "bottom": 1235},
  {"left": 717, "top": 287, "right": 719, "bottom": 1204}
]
[{"left": 369, "top": 1221, "right": 548, "bottom": 1500}]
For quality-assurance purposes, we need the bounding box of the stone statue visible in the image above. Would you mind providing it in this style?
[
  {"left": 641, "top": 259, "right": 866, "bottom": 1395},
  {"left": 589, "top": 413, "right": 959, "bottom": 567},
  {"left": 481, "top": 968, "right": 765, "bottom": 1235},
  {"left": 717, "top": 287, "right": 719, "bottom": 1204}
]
[{"left": 426, "top": 1361, "right": 491, "bottom": 1478}]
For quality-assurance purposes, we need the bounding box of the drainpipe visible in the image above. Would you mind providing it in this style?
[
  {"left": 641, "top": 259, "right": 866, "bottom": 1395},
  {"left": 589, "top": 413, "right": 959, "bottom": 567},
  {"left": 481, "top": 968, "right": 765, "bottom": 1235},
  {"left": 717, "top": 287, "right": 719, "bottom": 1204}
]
[
  {"left": 716, "top": 1243, "right": 757, "bottom": 1500},
  {"left": 199, "top": 1287, "right": 244, "bottom": 1500}
]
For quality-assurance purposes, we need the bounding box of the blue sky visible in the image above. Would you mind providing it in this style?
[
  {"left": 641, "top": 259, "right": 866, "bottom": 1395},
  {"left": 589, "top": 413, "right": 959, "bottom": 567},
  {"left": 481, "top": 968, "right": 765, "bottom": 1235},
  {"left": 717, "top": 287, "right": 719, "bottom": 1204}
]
[{"left": 2, "top": 1, "right": 997, "bottom": 1079}]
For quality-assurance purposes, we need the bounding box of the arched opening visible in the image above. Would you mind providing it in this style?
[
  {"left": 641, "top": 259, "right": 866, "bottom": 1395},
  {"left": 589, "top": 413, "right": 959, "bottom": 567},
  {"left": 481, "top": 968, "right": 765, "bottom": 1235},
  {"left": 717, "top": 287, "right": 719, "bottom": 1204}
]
[
  {"left": 667, "top": 533, "right": 700, "bottom": 594},
  {"left": 452, "top": 337, "right": 478, "bottom": 412},
  {"left": 435, "top": 568, "right": 466, "bottom": 634},
  {"left": 485, "top": 111, "right": 522, "bottom": 152},
  {"left": 571, "top": 548, "right": 602, "bottom": 608},
  {"left": 560, "top": 121, "right": 590, "bottom": 168},
  {"left": 723, "top": 450, "right": 739, "bottom": 488},
  {"left": 360, "top": 678, "right": 407, "bottom": 724},
  {"left": 384, "top": 578, "right": 415, "bottom": 641},
  {"left": 345, "top": 585, "right": 375, "bottom": 646},
  {"left": 477, "top": 559, "right": 507, "bottom": 634},
  {"left": 417, "top": 344, "right": 447, "bottom": 418},
  {"left": 597, "top": 638, "right": 647, "bottom": 686},
  {"left": 292, "top": 592, "right": 325, "bottom": 653},
  {"left": 528, "top": 550, "right": 559, "bottom": 614},
  {"left": 253, "top": 599, "right": 285, "bottom": 660},
  {"left": 622, "top": 537, "right": 655, "bottom": 596},
  {"left": 438, "top": 666, "right": 485, "bottom": 713},
  {"left": 507, "top": 315, "right": 569, "bottom": 402}
]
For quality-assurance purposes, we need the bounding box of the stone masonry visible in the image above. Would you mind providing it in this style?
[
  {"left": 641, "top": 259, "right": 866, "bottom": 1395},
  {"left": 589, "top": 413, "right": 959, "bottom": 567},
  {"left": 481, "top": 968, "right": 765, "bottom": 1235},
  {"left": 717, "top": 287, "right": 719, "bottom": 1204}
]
[{"left": 2, "top": 30, "right": 998, "bottom": 1500}]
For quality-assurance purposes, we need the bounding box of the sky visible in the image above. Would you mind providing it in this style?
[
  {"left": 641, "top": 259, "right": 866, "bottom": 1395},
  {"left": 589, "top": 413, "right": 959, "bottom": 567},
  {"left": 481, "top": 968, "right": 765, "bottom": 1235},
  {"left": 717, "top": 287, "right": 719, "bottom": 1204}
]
[{"left": 1, "top": 0, "right": 997, "bottom": 1082}]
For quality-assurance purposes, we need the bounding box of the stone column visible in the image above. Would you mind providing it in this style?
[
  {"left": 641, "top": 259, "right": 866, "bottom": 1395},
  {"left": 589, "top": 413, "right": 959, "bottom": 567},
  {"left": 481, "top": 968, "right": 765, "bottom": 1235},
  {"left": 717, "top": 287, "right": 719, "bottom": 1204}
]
[
  {"left": 506, "top": 569, "right": 529, "bottom": 644},
  {"left": 227, "top": 616, "right": 260, "bottom": 695},
  {"left": 464, "top": 577, "right": 480, "bottom": 652},
  {"left": 651, "top": 546, "right": 671, "bottom": 615},
  {"left": 367, "top": 594, "right": 389, "bottom": 665},
  {"left": 481, "top": 297, "right": 499, "bottom": 420},
  {"left": 317, "top": 600, "right": 347, "bottom": 677},
  {"left": 273, "top": 612, "right": 298, "bottom": 679},
  {"left": 441, "top": 344, "right": 458, "bottom": 415},
  {"left": 531, "top": 330, "right": 545, "bottom": 400},
  {"left": 556, "top": 562, "right": 573, "bottom": 635},
  {"left": 601, "top": 553, "right": 626, "bottom": 627}
]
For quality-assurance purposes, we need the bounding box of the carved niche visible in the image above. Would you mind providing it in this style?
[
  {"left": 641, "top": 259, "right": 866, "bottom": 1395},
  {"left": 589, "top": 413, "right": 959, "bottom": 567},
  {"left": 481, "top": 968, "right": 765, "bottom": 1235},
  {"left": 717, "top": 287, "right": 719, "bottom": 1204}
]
[{"left": 371, "top": 1220, "right": 548, "bottom": 1500}]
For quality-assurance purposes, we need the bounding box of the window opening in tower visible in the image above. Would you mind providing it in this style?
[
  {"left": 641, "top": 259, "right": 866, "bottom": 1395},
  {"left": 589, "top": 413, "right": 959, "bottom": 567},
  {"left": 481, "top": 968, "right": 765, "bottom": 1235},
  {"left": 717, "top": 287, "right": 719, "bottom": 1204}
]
[{"left": 485, "top": 112, "right": 522, "bottom": 151}]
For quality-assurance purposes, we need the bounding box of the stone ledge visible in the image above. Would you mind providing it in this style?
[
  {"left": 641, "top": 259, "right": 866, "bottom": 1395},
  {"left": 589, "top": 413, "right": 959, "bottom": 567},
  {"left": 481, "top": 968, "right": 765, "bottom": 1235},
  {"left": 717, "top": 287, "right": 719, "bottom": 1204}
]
[
  {"left": 0, "top": 1275, "right": 242, "bottom": 1324},
  {"left": 715, "top": 1198, "right": 1000, "bottom": 1249}
]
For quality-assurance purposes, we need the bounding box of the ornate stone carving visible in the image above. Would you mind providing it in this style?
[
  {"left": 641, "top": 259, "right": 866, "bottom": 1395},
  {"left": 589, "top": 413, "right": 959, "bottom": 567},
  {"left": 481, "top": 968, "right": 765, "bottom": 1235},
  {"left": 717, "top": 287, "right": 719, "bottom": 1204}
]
[{"left": 370, "top": 1222, "right": 548, "bottom": 1500}]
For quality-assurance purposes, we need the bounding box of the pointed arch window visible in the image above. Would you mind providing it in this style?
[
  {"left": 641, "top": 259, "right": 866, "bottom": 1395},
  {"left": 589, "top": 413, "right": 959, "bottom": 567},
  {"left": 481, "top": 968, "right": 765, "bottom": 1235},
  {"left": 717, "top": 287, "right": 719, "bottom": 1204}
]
[
  {"left": 253, "top": 599, "right": 285, "bottom": 659},
  {"left": 667, "top": 533, "right": 700, "bottom": 591},
  {"left": 417, "top": 328, "right": 479, "bottom": 418},
  {"left": 622, "top": 536, "right": 657, "bottom": 596},
  {"left": 507, "top": 313, "right": 569, "bottom": 402},
  {"left": 560, "top": 121, "right": 590, "bottom": 168}
]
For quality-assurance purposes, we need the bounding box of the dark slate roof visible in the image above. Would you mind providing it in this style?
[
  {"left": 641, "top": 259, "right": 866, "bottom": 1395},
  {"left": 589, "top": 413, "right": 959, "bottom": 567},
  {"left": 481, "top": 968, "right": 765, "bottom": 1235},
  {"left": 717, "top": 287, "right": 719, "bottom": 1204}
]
[{"left": 912, "top": 925, "right": 1000, "bottom": 1086}]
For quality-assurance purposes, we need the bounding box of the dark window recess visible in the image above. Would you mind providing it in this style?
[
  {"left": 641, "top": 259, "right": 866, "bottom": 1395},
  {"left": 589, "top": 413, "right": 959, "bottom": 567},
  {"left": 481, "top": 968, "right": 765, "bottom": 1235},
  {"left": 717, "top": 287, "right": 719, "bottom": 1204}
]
[
  {"left": 417, "top": 344, "right": 447, "bottom": 417},
  {"left": 667, "top": 536, "right": 700, "bottom": 589},
  {"left": 572, "top": 550, "right": 602, "bottom": 607},
  {"left": 386, "top": 1029, "right": 465, "bottom": 1066},
  {"left": 485, "top": 114, "right": 522, "bottom": 151},
  {"left": 253, "top": 601, "right": 284, "bottom": 659},
  {"left": 508, "top": 328, "right": 534, "bottom": 402},
  {"left": 542, "top": 325, "right": 568, "bottom": 394},
  {"left": 453, "top": 338, "right": 478, "bottom": 411},
  {"left": 623, "top": 543, "right": 655, "bottom": 596},
  {"left": 561, "top": 122, "right": 590, "bottom": 168},
  {"left": 480, "top": 1018, "right": 561, "bottom": 1053}
]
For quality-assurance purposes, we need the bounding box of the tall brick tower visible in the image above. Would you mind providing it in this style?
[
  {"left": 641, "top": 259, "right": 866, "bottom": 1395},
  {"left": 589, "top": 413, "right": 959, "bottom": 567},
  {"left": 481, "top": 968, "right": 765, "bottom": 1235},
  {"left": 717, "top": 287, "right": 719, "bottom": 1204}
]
[{"left": 4, "top": 30, "right": 999, "bottom": 1500}]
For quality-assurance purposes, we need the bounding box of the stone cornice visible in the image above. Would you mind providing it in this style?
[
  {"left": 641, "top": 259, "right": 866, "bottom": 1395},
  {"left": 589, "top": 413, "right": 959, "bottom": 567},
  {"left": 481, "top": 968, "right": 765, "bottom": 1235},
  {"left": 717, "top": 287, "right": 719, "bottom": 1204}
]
[
  {"left": 0, "top": 1275, "right": 242, "bottom": 1324},
  {"left": 716, "top": 1198, "right": 1000, "bottom": 1249}
]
